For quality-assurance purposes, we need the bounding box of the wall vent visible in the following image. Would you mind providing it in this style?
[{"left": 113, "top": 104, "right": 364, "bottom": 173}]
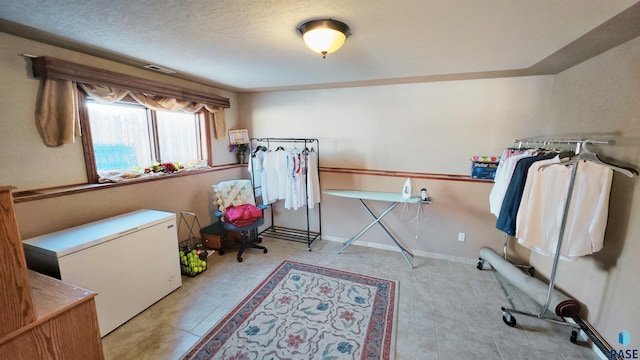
[{"left": 143, "top": 64, "right": 177, "bottom": 74}]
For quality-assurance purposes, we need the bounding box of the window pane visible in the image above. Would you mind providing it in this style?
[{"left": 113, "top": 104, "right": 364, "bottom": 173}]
[
  {"left": 87, "top": 102, "right": 152, "bottom": 171},
  {"left": 156, "top": 111, "right": 202, "bottom": 163}
]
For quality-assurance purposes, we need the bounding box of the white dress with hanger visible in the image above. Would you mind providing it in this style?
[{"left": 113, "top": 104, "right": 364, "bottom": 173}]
[
  {"left": 276, "top": 150, "right": 288, "bottom": 200},
  {"left": 247, "top": 150, "right": 264, "bottom": 198},
  {"left": 285, "top": 152, "right": 301, "bottom": 210},
  {"left": 262, "top": 151, "right": 280, "bottom": 205},
  {"left": 306, "top": 150, "right": 321, "bottom": 208}
]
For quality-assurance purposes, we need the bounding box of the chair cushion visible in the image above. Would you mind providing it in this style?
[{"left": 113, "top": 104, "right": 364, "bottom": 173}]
[
  {"left": 224, "top": 204, "right": 263, "bottom": 227},
  {"left": 222, "top": 217, "right": 265, "bottom": 232}
]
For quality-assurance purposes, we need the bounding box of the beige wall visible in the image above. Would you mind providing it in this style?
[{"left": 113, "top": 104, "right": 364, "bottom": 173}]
[
  {"left": 0, "top": 31, "right": 247, "bottom": 244},
  {"left": 319, "top": 172, "right": 503, "bottom": 261},
  {"left": 240, "top": 36, "right": 640, "bottom": 349},
  {"left": 3, "top": 27, "right": 639, "bottom": 350},
  {"left": 531, "top": 35, "right": 640, "bottom": 347},
  {"left": 240, "top": 76, "right": 553, "bottom": 175},
  {"left": 238, "top": 75, "right": 554, "bottom": 263},
  {"left": 0, "top": 32, "right": 242, "bottom": 191},
  {"left": 15, "top": 169, "right": 244, "bottom": 241}
]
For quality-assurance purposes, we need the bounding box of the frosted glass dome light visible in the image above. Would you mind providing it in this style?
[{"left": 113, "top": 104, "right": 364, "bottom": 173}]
[{"left": 298, "top": 19, "right": 351, "bottom": 59}]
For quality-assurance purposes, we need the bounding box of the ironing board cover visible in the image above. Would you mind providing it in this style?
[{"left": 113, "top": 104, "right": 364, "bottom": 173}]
[{"left": 213, "top": 180, "right": 256, "bottom": 213}]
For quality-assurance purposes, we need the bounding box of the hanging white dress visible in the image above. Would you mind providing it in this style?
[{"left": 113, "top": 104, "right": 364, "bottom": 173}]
[
  {"left": 285, "top": 152, "right": 301, "bottom": 210},
  {"left": 297, "top": 153, "right": 307, "bottom": 208},
  {"left": 276, "top": 150, "right": 289, "bottom": 200},
  {"left": 306, "top": 150, "right": 321, "bottom": 208},
  {"left": 262, "top": 151, "right": 280, "bottom": 205},
  {"left": 247, "top": 150, "right": 264, "bottom": 198}
]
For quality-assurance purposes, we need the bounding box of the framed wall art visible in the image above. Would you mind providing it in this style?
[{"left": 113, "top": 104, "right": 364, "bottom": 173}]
[{"left": 228, "top": 129, "right": 249, "bottom": 144}]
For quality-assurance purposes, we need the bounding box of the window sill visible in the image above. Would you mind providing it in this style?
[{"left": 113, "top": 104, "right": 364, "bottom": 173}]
[{"left": 12, "top": 164, "right": 243, "bottom": 203}]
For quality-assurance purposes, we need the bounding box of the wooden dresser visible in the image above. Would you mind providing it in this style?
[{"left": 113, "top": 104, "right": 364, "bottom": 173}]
[{"left": 0, "top": 186, "right": 104, "bottom": 359}]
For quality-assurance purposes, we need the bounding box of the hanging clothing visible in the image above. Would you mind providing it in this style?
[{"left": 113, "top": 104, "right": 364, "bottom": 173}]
[
  {"left": 502, "top": 148, "right": 525, "bottom": 161},
  {"left": 495, "top": 152, "right": 558, "bottom": 236},
  {"left": 247, "top": 150, "right": 265, "bottom": 198},
  {"left": 306, "top": 150, "right": 321, "bottom": 208},
  {"left": 250, "top": 143, "right": 321, "bottom": 211},
  {"left": 262, "top": 151, "right": 280, "bottom": 205},
  {"left": 297, "top": 152, "right": 307, "bottom": 208},
  {"left": 489, "top": 150, "right": 533, "bottom": 217},
  {"left": 276, "top": 150, "right": 289, "bottom": 200},
  {"left": 516, "top": 160, "right": 613, "bottom": 260},
  {"left": 285, "top": 151, "right": 301, "bottom": 210}
]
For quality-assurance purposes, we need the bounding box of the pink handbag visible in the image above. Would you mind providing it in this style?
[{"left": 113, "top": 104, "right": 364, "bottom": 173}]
[{"left": 224, "top": 204, "right": 262, "bottom": 227}]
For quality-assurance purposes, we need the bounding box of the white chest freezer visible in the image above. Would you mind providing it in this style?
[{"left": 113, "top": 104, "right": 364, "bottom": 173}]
[{"left": 23, "top": 209, "right": 182, "bottom": 336}]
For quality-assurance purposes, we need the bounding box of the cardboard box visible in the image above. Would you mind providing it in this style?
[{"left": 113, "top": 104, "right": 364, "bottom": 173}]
[{"left": 471, "top": 161, "right": 499, "bottom": 180}]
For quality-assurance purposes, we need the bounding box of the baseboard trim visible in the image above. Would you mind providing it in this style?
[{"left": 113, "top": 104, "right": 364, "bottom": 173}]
[
  {"left": 320, "top": 235, "right": 478, "bottom": 265},
  {"left": 567, "top": 317, "right": 613, "bottom": 360}
]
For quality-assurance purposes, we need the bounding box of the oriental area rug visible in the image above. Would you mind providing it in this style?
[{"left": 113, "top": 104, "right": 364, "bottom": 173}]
[{"left": 182, "top": 260, "right": 398, "bottom": 360}]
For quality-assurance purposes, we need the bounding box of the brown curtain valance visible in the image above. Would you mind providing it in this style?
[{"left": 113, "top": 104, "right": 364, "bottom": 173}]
[
  {"left": 31, "top": 56, "right": 229, "bottom": 146},
  {"left": 32, "top": 57, "right": 230, "bottom": 108}
]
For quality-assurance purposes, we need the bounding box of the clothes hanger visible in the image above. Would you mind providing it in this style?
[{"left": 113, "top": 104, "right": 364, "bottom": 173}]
[
  {"left": 251, "top": 145, "right": 267, "bottom": 156},
  {"left": 540, "top": 142, "right": 637, "bottom": 177}
]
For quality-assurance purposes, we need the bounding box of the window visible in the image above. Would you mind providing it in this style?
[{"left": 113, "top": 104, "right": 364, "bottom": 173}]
[{"left": 83, "top": 97, "right": 210, "bottom": 182}]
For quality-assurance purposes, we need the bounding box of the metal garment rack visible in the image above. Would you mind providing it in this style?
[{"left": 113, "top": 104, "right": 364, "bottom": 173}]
[
  {"left": 249, "top": 137, "right": 321, "bottom": 251},
  {"left": 485, "top": 137, "right": 637, "bottom": 342}
]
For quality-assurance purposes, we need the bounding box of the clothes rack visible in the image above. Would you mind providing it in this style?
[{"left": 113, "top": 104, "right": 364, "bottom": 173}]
[
  {"left": 478, "top": 137, "right": 637, "bottom": 343},
  {"left": 248, "top": 137, "right": 321, "bottom": 251}
]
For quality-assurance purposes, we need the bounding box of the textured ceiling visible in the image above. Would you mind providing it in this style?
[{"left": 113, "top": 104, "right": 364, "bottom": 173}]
[{"left": 1, "top": 0, "right": 639, "bottom": 93}]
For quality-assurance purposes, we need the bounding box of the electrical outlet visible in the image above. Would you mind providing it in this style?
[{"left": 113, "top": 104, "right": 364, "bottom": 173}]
[{"left": 458, "top": 232, "right": 465, "bottom": 241}]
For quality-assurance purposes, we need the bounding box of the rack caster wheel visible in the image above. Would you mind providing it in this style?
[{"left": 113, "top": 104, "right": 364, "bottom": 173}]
[
  {"left": 263, "top": 248, "right": 268, "bottom": 254},
  {"left": 218, "top": 250, "right": 224, "bottom": 255},
  {"left": 502, "top": 314, "right": 517, "bottom": 327},
  {"left": 570, "top": 330, "right": 578, "bottom": 343},
  {"left": 477, "top": 259, "right": 485, "bottom": 270},
  {"left": 237, "top": 256, "right": 243, "bottom": 262}
]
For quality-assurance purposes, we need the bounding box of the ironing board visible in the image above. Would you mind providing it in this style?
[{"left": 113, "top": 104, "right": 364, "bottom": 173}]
[{"left": 323, "top": 189, "right": 421, "bottom": 268}]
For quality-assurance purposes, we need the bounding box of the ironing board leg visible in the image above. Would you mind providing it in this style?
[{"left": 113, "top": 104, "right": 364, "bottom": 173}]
[{"left": 337, "top": 200, "right": 414, "bottom": 268}]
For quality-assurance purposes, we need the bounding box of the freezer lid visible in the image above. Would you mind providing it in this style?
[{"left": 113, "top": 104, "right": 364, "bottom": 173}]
[{"left": 22, "top": 209, "right": 175, "bottom": 258}]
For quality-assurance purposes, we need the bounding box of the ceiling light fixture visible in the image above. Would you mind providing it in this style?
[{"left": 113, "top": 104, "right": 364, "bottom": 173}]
[{"left": 298, "top": 19, "right": 351, "bottom": 59}]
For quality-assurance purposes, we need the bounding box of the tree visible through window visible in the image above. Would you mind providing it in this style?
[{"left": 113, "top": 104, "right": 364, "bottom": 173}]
[{"left": 85, "top": 100, "right": 207, "bottom": 177}]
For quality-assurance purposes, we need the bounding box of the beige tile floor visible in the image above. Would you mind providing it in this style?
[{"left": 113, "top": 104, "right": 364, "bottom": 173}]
[{"left": 101, "top": 238, "right": 602, "bottom": 360}]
